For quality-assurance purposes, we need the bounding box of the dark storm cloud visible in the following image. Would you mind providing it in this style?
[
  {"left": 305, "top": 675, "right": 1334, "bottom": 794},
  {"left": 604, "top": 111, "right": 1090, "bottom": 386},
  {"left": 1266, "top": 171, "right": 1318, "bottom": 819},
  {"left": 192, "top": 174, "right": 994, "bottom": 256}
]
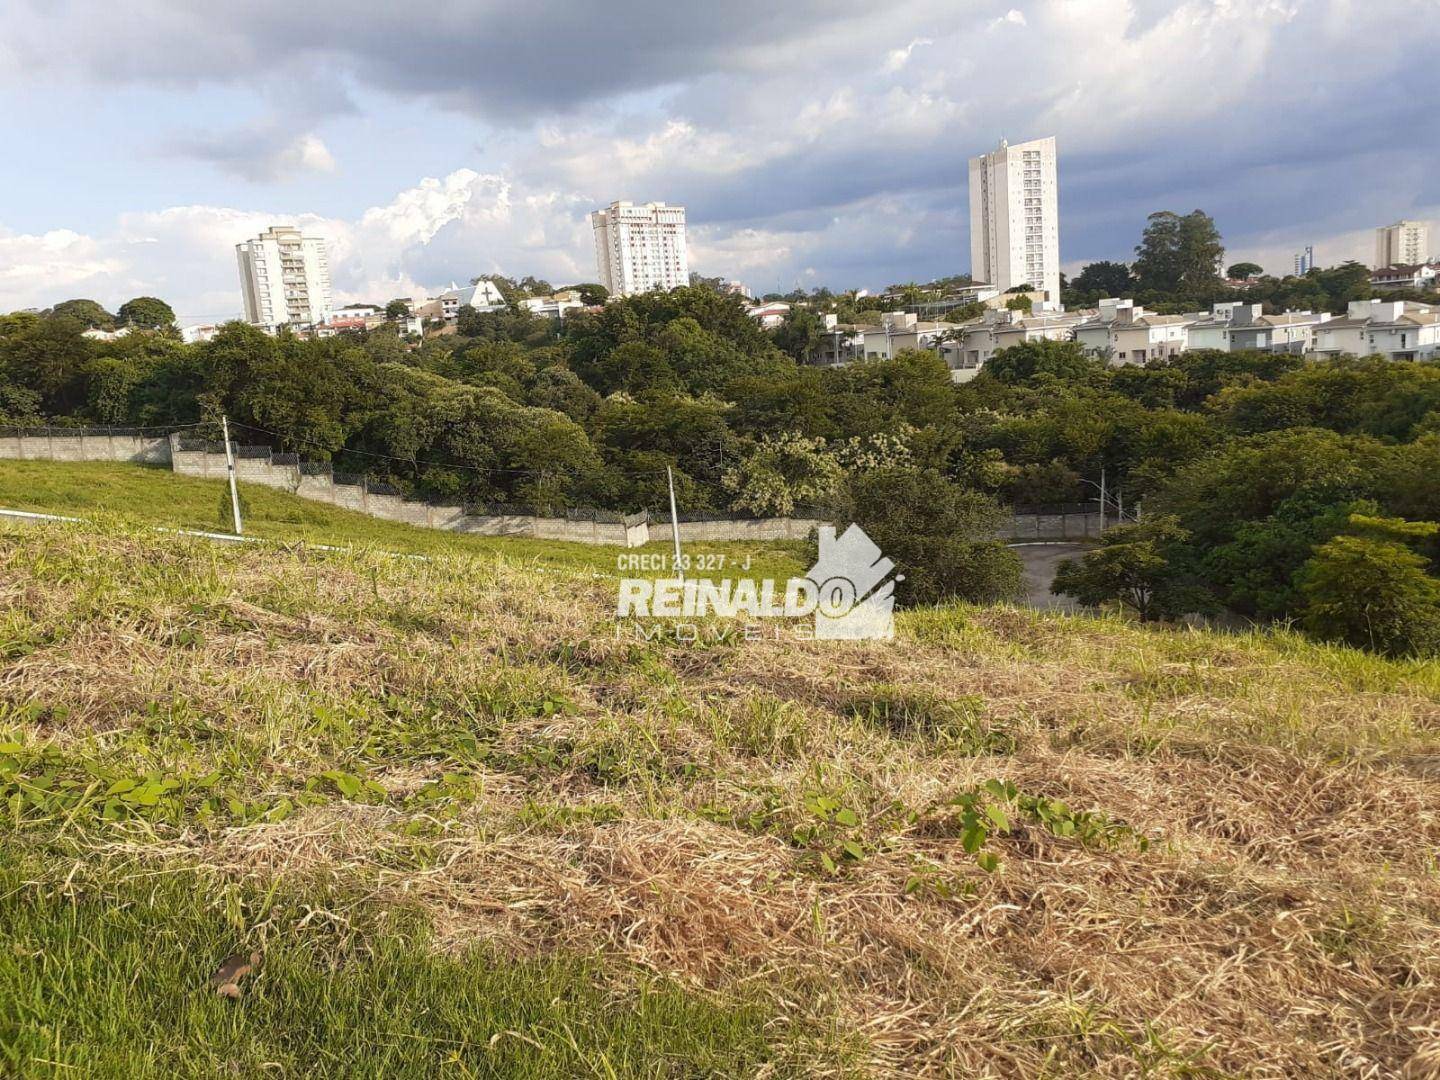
[{"left": 7, "top": 0, "right": 885, "bottom": 120}]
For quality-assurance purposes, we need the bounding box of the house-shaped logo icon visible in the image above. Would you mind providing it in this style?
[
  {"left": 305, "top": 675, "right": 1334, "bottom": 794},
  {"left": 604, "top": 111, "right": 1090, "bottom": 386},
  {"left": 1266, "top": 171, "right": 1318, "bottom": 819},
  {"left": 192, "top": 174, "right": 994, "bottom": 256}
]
[{"left": 806, "top": 524, "right": 897, "bottom": 640}]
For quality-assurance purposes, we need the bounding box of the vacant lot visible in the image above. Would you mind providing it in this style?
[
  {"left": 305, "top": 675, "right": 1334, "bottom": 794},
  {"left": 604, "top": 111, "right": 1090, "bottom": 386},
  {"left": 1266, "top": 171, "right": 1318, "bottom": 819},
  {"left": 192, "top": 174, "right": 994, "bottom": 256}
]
[{"left": 1, "top": 487, "right": 1439, "bottom": 1075}]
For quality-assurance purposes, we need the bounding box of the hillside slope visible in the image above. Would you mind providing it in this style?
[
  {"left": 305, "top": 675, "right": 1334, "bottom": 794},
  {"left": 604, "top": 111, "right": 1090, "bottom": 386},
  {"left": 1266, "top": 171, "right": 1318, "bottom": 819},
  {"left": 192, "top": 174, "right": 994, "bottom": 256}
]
[
  {"left": 0, "top": 459, "right": 806, "bottom": 576},
  {"left": 1, "top": 517, "right": 1438, "bottom": 1076}
]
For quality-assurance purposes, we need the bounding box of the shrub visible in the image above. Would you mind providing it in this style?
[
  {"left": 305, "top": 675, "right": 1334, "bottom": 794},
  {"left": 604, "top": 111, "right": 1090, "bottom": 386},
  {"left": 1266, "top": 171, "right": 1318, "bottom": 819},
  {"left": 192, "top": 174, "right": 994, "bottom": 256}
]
[
  {"left": 1298, "top": 514, "right": 1440, "bottom": 657},
  {"left": 836, "top": 467, "right": 1021, "bottom": 607}
]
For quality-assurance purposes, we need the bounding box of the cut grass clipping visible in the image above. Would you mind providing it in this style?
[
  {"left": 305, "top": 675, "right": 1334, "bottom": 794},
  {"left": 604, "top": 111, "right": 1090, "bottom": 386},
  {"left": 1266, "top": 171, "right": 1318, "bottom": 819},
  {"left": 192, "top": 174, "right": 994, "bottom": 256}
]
[{"left": 0, "top": 470, "right": 1438, "bottom": 1076}]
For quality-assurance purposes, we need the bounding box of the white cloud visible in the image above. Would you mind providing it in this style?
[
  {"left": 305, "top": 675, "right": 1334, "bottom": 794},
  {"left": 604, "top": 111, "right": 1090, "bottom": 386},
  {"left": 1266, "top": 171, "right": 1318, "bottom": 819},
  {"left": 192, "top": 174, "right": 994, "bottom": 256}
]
[
  {"left": 989, "top": 9, "right": 1027, "bottom": 29},
  {"left": 882, "top": 36, "right": 934, "bottom": 73},
  {"left": 0, "top": 229, "right": 126, "bottom": 300},
  {"left": 0, "top": 169, "right": 597, "bottom": 323},
  {"left": 285, "top": 134, "right": 337, "bottom": 175}
]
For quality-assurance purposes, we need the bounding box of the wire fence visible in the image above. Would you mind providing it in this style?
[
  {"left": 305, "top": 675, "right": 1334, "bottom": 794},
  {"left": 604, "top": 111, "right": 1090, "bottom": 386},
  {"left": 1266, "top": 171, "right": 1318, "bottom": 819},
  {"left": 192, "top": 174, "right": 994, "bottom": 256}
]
[{"left": 0, "top": 425, "right": 181, "bottom": 438}]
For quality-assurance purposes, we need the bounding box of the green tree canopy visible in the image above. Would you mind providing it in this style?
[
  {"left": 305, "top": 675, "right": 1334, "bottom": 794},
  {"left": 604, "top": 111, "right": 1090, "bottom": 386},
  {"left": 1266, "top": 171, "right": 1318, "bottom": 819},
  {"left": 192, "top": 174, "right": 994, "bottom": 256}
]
[
  {"left": 49, "top": 299, "right": 114, "bottom": 329},
  {"left": 836, "top": 467, "right": 1021, "bottom": 608},
  {"left": 1298, "top": 514, "right": 1440, "bottom": 656},
  {"left": 1069, "top": 261, "right": 1134, "bottom": 298},
  {"left": 117, "top": 297, "right": 176, "bottom": 330},
  {"left": 1133, "top": 210, "right": 1225, "bottom": 297}
]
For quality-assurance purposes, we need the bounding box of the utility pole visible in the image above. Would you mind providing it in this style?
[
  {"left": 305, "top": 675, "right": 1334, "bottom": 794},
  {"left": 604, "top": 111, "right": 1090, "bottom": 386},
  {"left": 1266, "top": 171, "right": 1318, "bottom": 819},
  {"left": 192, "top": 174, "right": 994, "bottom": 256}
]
[
  {"left": 221, "top": 415, "right": 243, "bottom": 536},
  {"left": 1098, "top": 466, "right": 1107, "bottom": 533},
  {"left": 666, "top": 465, "right": 684, "bottom": 581}
]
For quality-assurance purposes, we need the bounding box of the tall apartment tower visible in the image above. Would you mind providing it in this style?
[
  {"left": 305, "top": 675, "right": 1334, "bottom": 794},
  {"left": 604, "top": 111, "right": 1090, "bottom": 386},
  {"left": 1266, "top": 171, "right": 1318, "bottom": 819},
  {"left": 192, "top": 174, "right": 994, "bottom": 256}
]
[
  {"left": 1375, "top": 220, "right": 1430, "bottom": 268},
  {"left": 590, "top": 201, "right": 689, "bottom": 297},
  {"left": 236, "top": 225, "right": 333, "bottom": 328},
  {"left": 968, "top": 136, "right": 1060, "bottom": 305},
  {"left": 1294, "top": 246, "right": 1315, "bottom": 275}
]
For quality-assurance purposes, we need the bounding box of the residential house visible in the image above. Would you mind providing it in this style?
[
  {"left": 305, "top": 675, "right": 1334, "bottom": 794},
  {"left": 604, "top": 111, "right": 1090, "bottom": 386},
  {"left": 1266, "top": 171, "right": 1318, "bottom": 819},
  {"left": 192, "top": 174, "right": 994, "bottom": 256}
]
[
  {"left": 747, "top": 301, "right": 791, "bottom": 330},
  {"left": 1109, "top": 314, "right": 1192, "bottom": 365},
  {"left": 1225, "top": 308, "right": 1330, "bottom": 354},
  {"left": 180, "top": 324, "right": 221, "bottom": 345},
  {"left": 80, "top": 326, "right": 138, "bottom": 342},
  {"left": 940, "top": 308, "right": 1090, "bottom": 382},
  {"left": 524, "top": 290, "right": 587, "bottom": 321},
  {"left": 808, "top": 314, "right": 864, "bottom": 366},
  {"left": 1371, "top": 263, "right": 1439, "bottom": 292},
  {"left": 1185, "top": 302, "right": 1261, "bottom": 351},
  {"left": 1074, "top": 299, "right": 1191, "bottom": 364},
  {"left": 859, "top": 311, "right": 946, "bottom": 360},
  {"left": 1363, "top": 306, "right": 1440, "bottom": 360}
]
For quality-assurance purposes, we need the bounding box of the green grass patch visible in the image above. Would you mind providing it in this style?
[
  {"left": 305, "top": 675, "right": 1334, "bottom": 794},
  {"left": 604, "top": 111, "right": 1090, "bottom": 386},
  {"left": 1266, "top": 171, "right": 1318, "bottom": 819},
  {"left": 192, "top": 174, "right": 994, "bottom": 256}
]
[
  {"left": 0, "top": 459, "right": 807, "bottom": 580},
  {"left": 0, "top": 844, "right": 785, "bottom": 1079}
]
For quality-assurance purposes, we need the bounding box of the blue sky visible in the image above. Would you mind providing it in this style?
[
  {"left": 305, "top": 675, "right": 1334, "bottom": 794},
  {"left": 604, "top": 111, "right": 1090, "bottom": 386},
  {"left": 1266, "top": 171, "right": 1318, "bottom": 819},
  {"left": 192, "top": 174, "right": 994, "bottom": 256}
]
[{"left": 2, "top": 0, "right": 1437, "bottom": 324}]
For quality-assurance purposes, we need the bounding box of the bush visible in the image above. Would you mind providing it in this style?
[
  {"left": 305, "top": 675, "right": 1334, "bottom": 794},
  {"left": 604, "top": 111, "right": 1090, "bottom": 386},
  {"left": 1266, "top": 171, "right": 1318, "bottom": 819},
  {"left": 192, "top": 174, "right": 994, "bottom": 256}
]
[
  {"left": 834, "top": 467, "right": 1021, "bottom": 607},
  {"left": 1052, "top": 515, "right": 1213, "bottom": 621},
  {"left": 1298, "top": 514, "right": 1440, "bottom": 656}
]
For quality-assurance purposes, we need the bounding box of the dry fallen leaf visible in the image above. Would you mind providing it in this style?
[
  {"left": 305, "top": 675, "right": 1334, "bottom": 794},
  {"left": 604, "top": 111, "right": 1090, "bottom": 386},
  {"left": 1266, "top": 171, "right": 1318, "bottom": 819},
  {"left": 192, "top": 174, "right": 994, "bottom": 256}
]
[{"left": 210, "top": 950, "right": 259, "bottom": 997}]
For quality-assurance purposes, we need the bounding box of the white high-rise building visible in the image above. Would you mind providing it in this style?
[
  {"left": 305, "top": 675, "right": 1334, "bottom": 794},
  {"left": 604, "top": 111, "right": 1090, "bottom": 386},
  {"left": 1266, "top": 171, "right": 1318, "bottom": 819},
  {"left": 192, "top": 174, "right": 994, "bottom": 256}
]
[
  {"left": 236, "top": 225, "right": 333, "bottom": 328},
  {"left": 968, "top": 136, "right": 1060, "bottom": 305},
  {"left": 1375, "top": 220, "right": 1430, "bottom": 268},
  {"left": 590, "top": 201, "right": 689, "bottom": 297}
]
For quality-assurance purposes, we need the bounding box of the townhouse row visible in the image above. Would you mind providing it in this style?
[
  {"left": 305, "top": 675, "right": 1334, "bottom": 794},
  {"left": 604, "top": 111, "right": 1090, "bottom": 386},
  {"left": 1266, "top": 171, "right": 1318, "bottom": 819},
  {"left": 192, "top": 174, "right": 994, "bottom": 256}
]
[{"left": 806, "top": 298, "right": 1439, "bottom": 382}]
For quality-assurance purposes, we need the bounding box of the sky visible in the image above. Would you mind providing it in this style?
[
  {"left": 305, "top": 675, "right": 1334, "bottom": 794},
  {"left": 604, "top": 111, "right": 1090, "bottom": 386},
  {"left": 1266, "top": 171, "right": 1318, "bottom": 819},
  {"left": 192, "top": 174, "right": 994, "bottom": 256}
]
[{"left": 1, "top": 0, "right": 1438, "bottom": 325}]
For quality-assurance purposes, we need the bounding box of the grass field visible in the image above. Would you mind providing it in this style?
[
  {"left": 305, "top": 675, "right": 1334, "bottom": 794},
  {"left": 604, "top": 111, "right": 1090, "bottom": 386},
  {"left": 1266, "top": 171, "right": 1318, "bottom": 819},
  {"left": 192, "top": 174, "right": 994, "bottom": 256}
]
[
  {"left": 1, "top": 461, "right": 1439, "bottom": 1076},
  {"left": 0, "top": 459, "right": 807, "bottom": 579}
]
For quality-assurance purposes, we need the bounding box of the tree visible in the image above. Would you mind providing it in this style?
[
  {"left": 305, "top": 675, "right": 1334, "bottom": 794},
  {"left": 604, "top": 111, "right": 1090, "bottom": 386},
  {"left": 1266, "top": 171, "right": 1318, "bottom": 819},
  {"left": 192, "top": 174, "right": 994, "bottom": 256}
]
[
  {"left": 944, "top": 301, "right": 986, "bottom": 323},
  {"left": 772, "top": 308, "right": 824, "bottom": 362},
  {"left": 1052, "top": 515, "right": 1212, "bottom": 621},
  {"left": 568, "top": 283, "right": 609, "bottom": 306},
  {"left": 722, "top": 433, "right": 845, "bottom": 516},
  {"left": 49, "top": 299, "right": 114, "bottom": 329},
  {"left": 1069, "top": 261, "right": 1134, "bottom": 298},
  {"left": 1004, "top": 294, "right": 1033, "bottom": 314},
  {"left": 1133, "top": 210, "right": 1224, "bottom": 296},
  {"left": 116, "top": 297, "right": 176, "bottom": 330},
  {"left": 1298, "top": 514, "right": 1440, "bottom": 656},
  {"left": 836, "top": 467, "right": 1020, "bottom": 607},
  {"left": 1227, "top": 262, "right": 1263, "bottom": 281},
  {"left": 384, "top": 299, "right": 410, "bottom": 320},
  {"left": 981, "top": 339, "right": 1103, "bottom": 386}
]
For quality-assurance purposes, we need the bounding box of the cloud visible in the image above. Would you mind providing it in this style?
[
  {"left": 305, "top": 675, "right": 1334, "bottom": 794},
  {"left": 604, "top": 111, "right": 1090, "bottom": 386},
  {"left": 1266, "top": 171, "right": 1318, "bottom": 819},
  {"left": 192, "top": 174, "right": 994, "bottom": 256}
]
[
  {"left": 1, "top": 0, "right": 884, "bottom": 122},
  {"left": 171, "top": 127, "right": 337, "bottom": 183},
  {"left": 0, "top": 228, "right": 126, "bottom": 302},
  {"left": 882, "top": 37, "right": 934, "bottom": 73},
  {"left": 0, "top": 169, "right": 599, "bottom": 322},
  {"left": 2, "top": 0, "right": 1439, "bottom": 299}
]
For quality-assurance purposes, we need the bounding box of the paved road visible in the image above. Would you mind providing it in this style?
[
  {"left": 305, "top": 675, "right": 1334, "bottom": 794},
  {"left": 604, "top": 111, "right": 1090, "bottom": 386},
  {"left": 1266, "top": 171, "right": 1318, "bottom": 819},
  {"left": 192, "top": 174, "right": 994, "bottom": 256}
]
[{"left": 1010, "top": 542, "right": 1090, "bottom": 610}]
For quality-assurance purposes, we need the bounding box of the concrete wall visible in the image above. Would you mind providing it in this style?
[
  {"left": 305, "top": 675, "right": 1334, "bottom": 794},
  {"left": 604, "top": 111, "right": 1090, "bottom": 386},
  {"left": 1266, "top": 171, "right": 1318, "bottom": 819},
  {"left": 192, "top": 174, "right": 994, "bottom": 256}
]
[
  {"left": 652, "top": 518, "right": 823, "bottom": 543},
  {"left": 169, "top": 440, "right": 642, "bottom": 545},
  {"left": 0, "top": 431, "right": 171, "bottom": 464},
  {"left": 1, "top": 431, "right": 1114, "bottom": 548}
]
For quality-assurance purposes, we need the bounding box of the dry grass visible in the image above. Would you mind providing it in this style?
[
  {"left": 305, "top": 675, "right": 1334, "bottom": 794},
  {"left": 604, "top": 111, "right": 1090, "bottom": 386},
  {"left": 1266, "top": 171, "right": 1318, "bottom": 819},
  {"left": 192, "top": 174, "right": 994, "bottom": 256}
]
[{"left": 3, "top": 519, "right": 1440, "bottom": 1077}]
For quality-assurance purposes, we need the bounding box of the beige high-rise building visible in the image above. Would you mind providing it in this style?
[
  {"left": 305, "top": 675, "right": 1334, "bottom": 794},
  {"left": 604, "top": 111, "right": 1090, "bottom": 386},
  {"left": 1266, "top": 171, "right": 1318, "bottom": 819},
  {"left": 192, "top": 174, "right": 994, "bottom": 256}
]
[
  {"left": 1375, "top": 220, "right": 1430, "bottom": 268},
  {"left": 590, "top": 201, "right": 689, "bottom": 297},
  {"left": 236, "top": 225, "right": 333, "bottom": 328},
  {"left": 968, "top": 136, "right": 1060, "bottom": 305}
]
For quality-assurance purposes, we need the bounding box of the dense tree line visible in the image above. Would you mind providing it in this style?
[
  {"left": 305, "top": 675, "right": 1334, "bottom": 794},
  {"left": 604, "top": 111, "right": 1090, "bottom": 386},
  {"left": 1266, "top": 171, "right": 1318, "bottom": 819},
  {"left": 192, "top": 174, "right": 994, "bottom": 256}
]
[{"left": 3, "top": 288, "right": 1439, "bottom": 650}]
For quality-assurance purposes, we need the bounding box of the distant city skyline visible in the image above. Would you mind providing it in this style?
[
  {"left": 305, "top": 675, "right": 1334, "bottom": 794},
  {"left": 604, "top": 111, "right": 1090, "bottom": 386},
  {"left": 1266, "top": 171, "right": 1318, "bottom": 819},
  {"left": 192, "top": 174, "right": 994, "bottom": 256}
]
[{"left": 1, "top": 1, "right": 1437, "bottom": 323}]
